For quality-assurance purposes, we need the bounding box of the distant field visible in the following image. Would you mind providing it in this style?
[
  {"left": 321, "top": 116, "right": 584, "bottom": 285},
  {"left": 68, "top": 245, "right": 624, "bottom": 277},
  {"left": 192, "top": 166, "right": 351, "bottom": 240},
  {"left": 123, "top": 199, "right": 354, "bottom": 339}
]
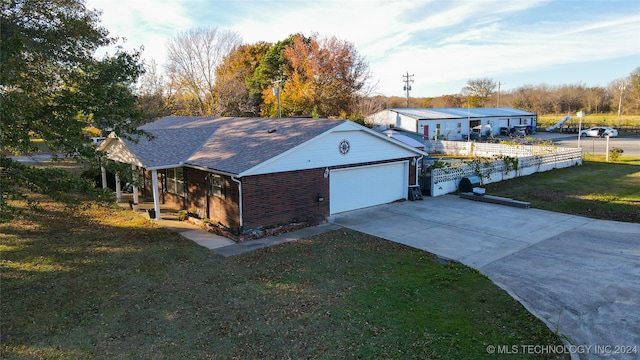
[{"left": 538, "top": 114, "right": 640, "bottom": 129}]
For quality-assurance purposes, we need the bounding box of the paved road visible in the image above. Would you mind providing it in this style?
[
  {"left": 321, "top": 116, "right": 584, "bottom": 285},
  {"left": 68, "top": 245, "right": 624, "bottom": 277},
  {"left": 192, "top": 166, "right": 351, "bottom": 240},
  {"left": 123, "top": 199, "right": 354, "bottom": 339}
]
[
  {"left": 330, "top": 196, "right": 640, "bottom": 359},
  {"left": 553, "top": 136, "right": 640, "bottom": 157}
]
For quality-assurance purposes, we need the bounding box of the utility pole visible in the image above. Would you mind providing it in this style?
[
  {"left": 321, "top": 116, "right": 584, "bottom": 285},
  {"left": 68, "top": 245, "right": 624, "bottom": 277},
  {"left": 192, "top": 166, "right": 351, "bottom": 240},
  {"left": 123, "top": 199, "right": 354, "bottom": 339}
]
[
  {"left": 272, "top": 79, "right": 282, "bottom": 118},
  {"left": 617, "top": 80, "right": 626, "bottom": 127},
  {"left": 403, "top": 72, "right": 414, "bottom": 108},
  {"left": 497, "top": 81, "right": 505, "bottom": 107}
]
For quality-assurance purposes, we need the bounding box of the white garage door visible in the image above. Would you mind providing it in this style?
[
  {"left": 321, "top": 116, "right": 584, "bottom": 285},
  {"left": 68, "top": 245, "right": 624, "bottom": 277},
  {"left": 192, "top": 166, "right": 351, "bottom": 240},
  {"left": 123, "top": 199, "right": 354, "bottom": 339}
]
[{"left": 330, "top": 162, "right": 408, "bottom": 215}]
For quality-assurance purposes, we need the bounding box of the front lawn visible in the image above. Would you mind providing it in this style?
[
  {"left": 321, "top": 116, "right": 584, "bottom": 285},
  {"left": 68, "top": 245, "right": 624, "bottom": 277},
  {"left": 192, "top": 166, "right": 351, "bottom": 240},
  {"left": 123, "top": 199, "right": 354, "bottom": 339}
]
[
  {"left": 485, "top": 160, "right": 640, "bottom": 223},
  {"left": 1, "top": 197, "right": 567, "bottom": 359}
]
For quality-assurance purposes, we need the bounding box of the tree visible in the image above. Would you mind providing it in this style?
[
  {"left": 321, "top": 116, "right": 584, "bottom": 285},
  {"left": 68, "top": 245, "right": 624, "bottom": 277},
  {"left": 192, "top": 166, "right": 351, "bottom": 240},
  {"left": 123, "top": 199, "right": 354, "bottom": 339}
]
[
  {"left": 1, "top": 0, "right": 146, "bottom": 217},
  {"left": 1, "top": 0, "right": 144, "bottom": 157},
  {"left": 165, "top": 27, "right": 242, "bottom": 116},
  {"left": 462, "top": 78, "right": 497, "bottom": 107},
  {"left": 432, "top": 94, "right": 463, "bottom": 108},
  {"left": 260, "top": 33, "right": 371, "bottom": 118},
  {"left": 584, "top": 86, "right": 607, "bottom": 114},
  {"left": 624, "top": 67, "right": 640, "bottom": 114},
  {"left": 137, "top": 59, "right": 169, "bottom": 121},
  {"left": 214, "top": 42, "right": 271, "bottom": 116}
]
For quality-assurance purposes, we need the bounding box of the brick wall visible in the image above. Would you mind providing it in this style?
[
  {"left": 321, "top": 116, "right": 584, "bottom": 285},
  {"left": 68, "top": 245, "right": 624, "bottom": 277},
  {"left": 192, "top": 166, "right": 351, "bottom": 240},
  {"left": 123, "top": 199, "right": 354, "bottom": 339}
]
[
  {"left": 241, "top": 168, "right": 330, "bottom": 230},
  {"left": 138, "top": 158, "right": 415, "bottom": 233},
  {"left": 189, "top": 169, "right": 241, "bottom": 230}
]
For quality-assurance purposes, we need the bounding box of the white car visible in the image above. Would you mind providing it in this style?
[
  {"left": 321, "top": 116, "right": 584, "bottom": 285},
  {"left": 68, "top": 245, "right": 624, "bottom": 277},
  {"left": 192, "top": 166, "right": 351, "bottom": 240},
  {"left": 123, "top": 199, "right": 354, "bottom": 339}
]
[{"left": 580, "top": 127, "right": 618, "bottom": 138}]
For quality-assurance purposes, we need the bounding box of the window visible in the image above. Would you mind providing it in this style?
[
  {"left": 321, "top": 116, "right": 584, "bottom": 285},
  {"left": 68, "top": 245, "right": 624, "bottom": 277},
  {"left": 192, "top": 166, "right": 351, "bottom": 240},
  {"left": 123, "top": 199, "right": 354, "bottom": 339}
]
[
  {"left": 209, "top": 175, "right": 226, "bottom": 199},
  {"left": 166, "top": 167, "right": 185, "bottom": 196},
  {"left": 457, "top": 122, "right": 462, "bottom": 133}
]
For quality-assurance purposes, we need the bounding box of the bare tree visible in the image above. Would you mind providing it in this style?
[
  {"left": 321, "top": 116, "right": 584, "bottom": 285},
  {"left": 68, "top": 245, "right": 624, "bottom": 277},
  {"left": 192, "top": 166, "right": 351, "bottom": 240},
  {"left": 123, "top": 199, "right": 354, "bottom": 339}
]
[
  {"left": 137, "top": 60, "right": 169, "bottom": 121},
  {"left": 585, "top": 86, "right": 607, "bottom": 114},
  {"left": 462, "top": 78, "right": 497, "bottom": 107},
  {"left": 165, "top": 27, "right": 242, "bottom": 116}
]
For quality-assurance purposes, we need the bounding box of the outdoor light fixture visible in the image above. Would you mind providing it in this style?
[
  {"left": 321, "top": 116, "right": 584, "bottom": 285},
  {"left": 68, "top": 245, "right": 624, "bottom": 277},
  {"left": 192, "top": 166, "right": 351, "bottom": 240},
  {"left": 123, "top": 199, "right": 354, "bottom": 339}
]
[{"left": 323, "top": 167, "right": 329, "bottom": 178}]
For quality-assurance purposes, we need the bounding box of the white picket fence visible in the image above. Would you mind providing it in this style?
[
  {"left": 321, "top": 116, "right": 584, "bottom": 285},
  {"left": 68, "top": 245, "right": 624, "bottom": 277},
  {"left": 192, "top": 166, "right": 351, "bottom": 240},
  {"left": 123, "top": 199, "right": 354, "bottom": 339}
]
[{"left": 430, "top": 141, "right": 583, "bottom": 196}]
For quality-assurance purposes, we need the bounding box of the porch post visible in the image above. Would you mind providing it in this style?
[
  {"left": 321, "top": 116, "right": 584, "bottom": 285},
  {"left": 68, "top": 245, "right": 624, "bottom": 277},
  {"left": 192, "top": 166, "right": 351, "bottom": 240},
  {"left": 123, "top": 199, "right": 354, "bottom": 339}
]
[
  {"left": 101, "top": 165, "right": 107, "bottom": 189},
  {"left": 131, "top": 165, "right": 139, "bottom": 205},
  {"left": 151, "top": 169, "right": 161, "bottom": 220},
  {"left": 115, "top": 172, "right": 122, "bottom": 202}
]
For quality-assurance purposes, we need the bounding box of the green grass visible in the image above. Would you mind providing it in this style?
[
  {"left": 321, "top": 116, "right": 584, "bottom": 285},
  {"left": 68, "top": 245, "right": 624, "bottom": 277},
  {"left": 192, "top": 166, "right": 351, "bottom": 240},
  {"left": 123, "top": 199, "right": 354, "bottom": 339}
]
[
  {"left": 485, "top": 159, "right": 640, "bottom": 223},
  {"left": 1, "top": 197, "right": 568, "bottom": 359},
  {"left": 538, "top": 114, "right": 640, "bottom": 134}
]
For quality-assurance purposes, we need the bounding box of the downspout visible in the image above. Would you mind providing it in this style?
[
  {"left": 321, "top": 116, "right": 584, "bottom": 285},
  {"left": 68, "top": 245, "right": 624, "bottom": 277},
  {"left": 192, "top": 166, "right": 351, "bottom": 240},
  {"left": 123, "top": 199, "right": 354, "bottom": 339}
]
[
  {"left": 231, "top": 176, "right": 243, "bottom": 229},
  {"left": 204, "top": 173, "right": 211, "bottom": 219},
  {"left": 414, "top": 155, "right": 423, "bottom": 186}
]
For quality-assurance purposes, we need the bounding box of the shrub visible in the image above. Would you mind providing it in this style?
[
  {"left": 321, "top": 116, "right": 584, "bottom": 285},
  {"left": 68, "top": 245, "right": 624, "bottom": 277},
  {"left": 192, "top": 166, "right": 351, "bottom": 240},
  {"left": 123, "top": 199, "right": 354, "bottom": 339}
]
[{"left": 609, "top": 147, "right": 623, "bottom": 161}]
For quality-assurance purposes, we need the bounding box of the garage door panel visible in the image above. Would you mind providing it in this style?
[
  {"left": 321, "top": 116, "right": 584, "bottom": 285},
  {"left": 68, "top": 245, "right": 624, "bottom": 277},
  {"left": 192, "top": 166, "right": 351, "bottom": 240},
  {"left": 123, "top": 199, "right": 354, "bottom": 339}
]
[{"left": 330, "top": 162, "right": 407, "bottom": 214}]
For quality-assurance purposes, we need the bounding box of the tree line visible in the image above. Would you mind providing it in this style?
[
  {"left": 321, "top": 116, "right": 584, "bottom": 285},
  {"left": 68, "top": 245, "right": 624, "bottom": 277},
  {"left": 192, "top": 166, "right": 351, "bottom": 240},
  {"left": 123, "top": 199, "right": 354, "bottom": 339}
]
[
  {"left": 379, "top": 70, "right": 640, "bottom": 117},
  {"left": 139, "top": 29, "right": 373, "bottom": 121},
  {"left": 139, "top": 25, "right": 639, "bottom": 121}
]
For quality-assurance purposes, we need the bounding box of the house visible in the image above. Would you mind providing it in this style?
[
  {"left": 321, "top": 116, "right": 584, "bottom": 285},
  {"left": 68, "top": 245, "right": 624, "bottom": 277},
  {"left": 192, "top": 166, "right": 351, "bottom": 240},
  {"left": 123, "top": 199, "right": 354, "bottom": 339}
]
[
  {"left": 366, "top": 107, "right": 537, "bottom": 141},
  {"left": 99, "top": 116, "right": 426, "bottom": 237}
]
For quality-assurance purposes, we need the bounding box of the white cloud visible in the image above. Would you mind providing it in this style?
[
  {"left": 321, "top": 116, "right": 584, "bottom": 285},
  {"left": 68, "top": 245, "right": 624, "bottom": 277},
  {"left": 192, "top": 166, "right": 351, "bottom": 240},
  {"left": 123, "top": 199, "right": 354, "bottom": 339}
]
[
  {"left": 85, "top": 0, "right": 639, "bottom": 97},
  {"left": 86, "top": 0, "right": 193, "bottom": 65}
]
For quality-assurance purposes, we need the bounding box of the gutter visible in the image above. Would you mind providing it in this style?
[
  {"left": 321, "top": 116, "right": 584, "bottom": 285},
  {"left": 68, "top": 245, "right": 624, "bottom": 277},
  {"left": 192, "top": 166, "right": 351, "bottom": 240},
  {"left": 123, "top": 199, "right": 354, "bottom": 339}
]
[{"left": 415, "top": 155, "right": 423, "bottom": 186}]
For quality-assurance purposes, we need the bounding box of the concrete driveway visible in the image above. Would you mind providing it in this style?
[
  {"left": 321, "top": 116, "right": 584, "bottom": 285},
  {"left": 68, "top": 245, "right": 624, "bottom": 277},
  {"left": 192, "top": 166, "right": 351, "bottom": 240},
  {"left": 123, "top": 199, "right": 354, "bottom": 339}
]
[{"left": 330, "top": 195, "right": 640, "bottom": 359}]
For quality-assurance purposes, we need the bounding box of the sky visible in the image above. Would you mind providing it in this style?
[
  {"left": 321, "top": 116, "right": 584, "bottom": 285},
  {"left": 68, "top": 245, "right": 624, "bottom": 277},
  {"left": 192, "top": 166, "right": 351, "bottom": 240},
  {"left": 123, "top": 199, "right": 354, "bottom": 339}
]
[{"left": 86, "top": 0, "right": 640, "bottom": 98}]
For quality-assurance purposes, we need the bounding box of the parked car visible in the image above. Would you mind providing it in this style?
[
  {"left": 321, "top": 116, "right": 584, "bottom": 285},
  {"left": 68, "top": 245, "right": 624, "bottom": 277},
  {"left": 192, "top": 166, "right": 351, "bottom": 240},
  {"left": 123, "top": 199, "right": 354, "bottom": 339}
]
[{"left": 580, "top": 127, "right": 618, "bottom": 138}]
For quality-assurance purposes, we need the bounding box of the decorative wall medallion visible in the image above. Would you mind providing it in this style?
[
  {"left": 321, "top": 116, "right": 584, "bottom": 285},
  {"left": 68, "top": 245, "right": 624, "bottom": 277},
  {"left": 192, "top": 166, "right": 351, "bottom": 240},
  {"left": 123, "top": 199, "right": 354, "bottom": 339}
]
[{"left": 338, "top": 139, "right": 350, "bottom": 155}]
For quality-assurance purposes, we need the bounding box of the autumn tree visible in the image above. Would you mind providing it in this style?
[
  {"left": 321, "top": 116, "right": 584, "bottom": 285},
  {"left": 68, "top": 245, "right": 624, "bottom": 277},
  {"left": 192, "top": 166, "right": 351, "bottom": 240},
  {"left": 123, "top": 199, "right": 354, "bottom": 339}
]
[
  {"left": 432, "top": 94, "right": 463, "bottom": 108},
  {"left": 249, "top": 35, "right": 297, "bottom": 100},
  {"left": 165, "top": 27, "right": 242, "bottom": 116},
  {"left": 259, "top": 33, "right": 371, "bottom": 118},
  {"left": 214, "top": 42, "right": 271, "bottom": 116}
]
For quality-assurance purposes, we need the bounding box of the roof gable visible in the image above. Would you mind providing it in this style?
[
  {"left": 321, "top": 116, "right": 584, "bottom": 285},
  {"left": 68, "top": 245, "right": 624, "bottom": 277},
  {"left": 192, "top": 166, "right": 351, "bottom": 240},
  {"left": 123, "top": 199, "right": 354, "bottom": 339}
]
[{"left": 240, "top": 121, "right": 425, "bottom": 176}]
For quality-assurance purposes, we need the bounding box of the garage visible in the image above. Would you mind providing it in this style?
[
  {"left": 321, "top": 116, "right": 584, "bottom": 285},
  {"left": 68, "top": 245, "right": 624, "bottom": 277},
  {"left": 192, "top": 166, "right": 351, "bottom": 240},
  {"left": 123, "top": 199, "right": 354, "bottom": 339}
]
[{"left": 329, "top": 162, "right": 408, "bottom": 214}]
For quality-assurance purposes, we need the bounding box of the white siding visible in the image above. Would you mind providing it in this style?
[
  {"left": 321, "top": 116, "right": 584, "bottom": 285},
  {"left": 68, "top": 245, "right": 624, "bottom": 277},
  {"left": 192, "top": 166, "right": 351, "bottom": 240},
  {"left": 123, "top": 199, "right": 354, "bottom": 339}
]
[
  {"left": 330, "top": 162, "right": 408, "bottom": 214},
  {"left": 398, "top": 114, "right": 417, "bottom": 132},
  {"left": 242, "top": 124, "right": 421, "bottom": 176}
]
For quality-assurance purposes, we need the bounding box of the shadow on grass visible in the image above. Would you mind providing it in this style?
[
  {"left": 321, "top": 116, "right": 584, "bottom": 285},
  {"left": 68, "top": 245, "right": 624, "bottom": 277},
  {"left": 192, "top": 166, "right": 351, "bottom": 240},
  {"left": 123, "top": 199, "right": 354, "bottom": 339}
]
[{"left": 1, "top": 198, "right": 568, "bottom": 359}]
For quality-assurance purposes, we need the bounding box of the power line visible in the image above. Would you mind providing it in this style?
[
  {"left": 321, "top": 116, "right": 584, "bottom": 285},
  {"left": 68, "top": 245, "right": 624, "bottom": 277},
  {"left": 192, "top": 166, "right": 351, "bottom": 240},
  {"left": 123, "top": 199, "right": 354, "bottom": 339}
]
[{"left": 497, "top": 81, "right": 505, "bottom": 107}]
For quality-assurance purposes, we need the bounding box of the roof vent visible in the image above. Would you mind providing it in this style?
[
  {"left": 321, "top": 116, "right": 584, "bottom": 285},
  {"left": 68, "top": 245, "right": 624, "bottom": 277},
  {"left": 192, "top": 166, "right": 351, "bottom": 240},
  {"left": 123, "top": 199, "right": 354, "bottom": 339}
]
[{"left": 268, "top": 129, "right": 277, "bottom": 133}]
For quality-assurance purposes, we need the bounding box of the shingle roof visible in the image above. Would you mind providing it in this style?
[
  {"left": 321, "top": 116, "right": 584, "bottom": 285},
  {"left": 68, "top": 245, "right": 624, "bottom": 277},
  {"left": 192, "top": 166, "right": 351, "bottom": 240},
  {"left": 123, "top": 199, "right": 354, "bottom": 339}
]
[
  {"left": 120, "top": 127, "right": 212, "bottom": 169},
  {"left": 123, "top": 116, "right": 345, "bottom": 174},
  {"left": 392, "top": 107, "right": 536, "bottom": 119}
]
